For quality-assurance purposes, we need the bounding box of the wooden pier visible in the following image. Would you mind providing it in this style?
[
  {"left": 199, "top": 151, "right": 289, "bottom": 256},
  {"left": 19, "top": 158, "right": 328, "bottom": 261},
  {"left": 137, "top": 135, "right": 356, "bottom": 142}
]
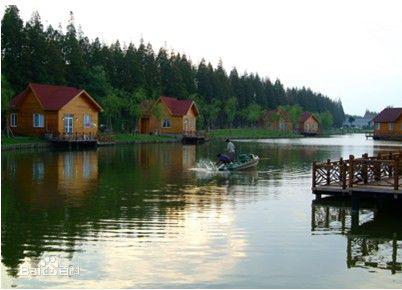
[
  {"left": 47, "top": 132, "right": 98, "bottom": 148},
  {"left": 312, "top": 151, "right": 402, "bottom": 199},
  {"left": 365, "top": 132, "right": 374, "bottom": 139},
  {"left": 181, "top": 130, "right": 208, "bottom": 144}
]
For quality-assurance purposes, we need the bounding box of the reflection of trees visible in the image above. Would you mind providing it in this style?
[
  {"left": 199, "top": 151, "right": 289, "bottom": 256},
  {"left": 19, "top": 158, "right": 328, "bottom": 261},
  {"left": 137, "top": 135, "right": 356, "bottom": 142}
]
[
  {"left": 312, "top": 197, "right": 402, "bottom": 274},
  {"left": 2, "top": 144, "right": 254, "bottom": 278}
]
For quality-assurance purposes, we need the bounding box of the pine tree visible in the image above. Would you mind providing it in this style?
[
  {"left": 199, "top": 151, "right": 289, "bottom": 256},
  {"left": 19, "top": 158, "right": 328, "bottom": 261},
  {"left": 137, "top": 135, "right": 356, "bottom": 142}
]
[
  {"left": 1, "top": 5, "right": 27, "bottom": 90},
  {"left": 63, "top": 12, "right": 87, "bottom": 87}
]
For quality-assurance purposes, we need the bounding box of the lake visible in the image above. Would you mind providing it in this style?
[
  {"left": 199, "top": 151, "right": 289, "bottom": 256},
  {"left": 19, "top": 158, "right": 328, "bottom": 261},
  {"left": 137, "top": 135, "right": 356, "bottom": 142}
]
[{"left": 2, "top": 134, "right": 402, "bottom": 288}]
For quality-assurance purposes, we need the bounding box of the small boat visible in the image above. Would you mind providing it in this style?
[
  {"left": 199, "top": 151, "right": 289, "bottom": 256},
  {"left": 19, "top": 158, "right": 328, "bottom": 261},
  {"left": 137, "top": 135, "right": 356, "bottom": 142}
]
[{"left": 217, "top": 153, "right": 259, "bottom": 171}]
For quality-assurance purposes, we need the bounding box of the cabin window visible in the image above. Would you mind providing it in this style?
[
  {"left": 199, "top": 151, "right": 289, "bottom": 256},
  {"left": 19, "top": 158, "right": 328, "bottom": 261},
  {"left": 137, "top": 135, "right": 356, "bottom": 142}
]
[
  {"left": 162, "top": 119, "right": 171, "bottom": 128},
  {"left": 10, "top": 113, "right": 17, "bottom": 127},
  {"left": 388, "top": 123, "right": 394, "bottom": 131},
  {"left": 375, "top": 123, "right": 380, "bottom": 130},
  {"left": 33, "top": 113, "right": 44, "bottom": 128},
  {"left": 83, "top": 114, "right": 92, "bottom": 128}
]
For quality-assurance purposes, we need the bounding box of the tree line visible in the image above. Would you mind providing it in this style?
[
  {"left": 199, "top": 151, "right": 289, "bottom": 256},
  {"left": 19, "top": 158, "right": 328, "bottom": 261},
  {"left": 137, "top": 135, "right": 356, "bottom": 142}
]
[{"left": 1, "top": 5, "right": 345, "bottom": 132}]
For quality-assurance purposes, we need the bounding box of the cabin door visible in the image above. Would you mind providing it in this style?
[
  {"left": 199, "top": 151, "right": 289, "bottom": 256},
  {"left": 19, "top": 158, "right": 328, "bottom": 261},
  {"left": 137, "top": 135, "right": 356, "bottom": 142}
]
[
  {"left": 141, "top": 118, "right": 149, "bottom": 133},
  {"left": 64, "top": 114, "right": 74, "bottom": 134}
]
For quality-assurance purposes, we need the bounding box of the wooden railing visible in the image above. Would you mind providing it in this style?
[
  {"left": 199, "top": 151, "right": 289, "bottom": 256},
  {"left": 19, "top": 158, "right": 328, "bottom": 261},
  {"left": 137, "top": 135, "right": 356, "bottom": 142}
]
[
  {"left": 47, "top": 132, "right": 98, "bottom": 141},
  {"left": 313, "top": 151, "right": 401, "bottom": 191},
  {"left": 183, "top": 130, "right": 208, "bottom": 138}
]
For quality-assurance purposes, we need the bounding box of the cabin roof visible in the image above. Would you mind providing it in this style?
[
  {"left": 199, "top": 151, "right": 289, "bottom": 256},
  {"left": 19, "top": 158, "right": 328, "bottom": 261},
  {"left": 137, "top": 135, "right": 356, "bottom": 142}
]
[
  {"left": 261, "top": 108, "right": 291, "bottom": 122},
  {"left": 160, "top": 96, "right": 198, "bottom": 116},
  {"left": 299, "top": 112, "right": 318, "bottom": 124},
  {"left": 11, "top": 83, "right": 103, "bottom": 111},
  {"left": 372, "top": 107, "right": 402, "bottom": 123}
]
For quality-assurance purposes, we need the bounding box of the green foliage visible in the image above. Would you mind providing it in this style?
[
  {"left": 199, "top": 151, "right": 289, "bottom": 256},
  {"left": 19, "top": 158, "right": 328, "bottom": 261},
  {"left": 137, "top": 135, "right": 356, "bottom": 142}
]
[
  {"left": 1, "top": 75, "right": 14, "bottom": 115},
  {"left": 317, "top": 111, "right": 334, "bottom": 130},
  {"left": 243, "top": 103, "right": 262, "bottom": 125},
  {"left": 127, "top": 88, "right": 148, "bottom": 130},
  {"left": 209, "top": 128, "right": 301, "bottom": 139},
  {"left": 224, "top": 97, "right": 237, "bottom": 128},
  {"left": 2, "top": 135, "right": 45, "bottom": 145},
  {"left": 1, "top": 5, "right": 345, "bottom": 132},
  {"left": 279, "top": 104, "right": 303, "bottom": 126},
  {"left": 102, "top": 91, "right": 125, "bottom": 129}
]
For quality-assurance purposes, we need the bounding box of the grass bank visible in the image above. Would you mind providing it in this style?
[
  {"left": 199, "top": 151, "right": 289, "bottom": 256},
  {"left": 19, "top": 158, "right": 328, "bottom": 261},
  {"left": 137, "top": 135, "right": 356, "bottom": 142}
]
[
  {"left": 2, "top": 135, "right": 49, "bottom": 151},
  {"left": 113, "top": 133, "right": 178, "bottom": 143},
  {"left": 208, "top": 128, "right": 302, "bottom": 139},
  {"left": 321, "top": 128, "right": 373, "bottom": 136},
  {"left": 2, "top": 135, "right": 46, "bottom": 145}
]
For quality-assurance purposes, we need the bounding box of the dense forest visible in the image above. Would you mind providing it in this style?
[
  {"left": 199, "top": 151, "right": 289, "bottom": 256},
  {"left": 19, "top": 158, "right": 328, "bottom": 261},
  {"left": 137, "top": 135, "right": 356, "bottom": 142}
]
[{"left": 1, "top": 5, "right": 345, "bottom": 131}]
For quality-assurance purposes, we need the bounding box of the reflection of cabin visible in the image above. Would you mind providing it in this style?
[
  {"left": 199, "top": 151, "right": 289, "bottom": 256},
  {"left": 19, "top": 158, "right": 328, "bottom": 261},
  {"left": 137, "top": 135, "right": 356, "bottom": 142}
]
[
  {"left": 372, "top": 108, "right": 402, "bottom": 141},
  {"left": 299, "top": 112, "right": 319, "bottom": 136},
  {"left": 138, "top": 96, "right": 199, "bottom": 135},
  {"left": 137, "top": 143, "right": 196, "bottom": 171},
  {"left": 5, "top": 150, "right": 98, "bottom": 208},
  {"left": 260, "top": 108, "right": 293, "bottom": 131},
  {"left": 9, "top": 83, "right": 103, "bottom": 137}
]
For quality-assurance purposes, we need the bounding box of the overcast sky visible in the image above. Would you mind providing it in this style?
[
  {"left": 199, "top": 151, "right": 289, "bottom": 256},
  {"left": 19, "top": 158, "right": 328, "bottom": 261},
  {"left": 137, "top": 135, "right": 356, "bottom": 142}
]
[{"left": 2, "top": 0, "right": 402, "bottom": 115}]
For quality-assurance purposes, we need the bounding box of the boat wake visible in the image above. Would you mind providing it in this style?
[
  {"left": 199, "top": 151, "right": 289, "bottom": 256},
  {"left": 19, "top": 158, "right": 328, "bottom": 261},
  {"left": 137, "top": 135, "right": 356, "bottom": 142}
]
[{"left": 189, "top": 159, "right": 220, "bottom": 172}]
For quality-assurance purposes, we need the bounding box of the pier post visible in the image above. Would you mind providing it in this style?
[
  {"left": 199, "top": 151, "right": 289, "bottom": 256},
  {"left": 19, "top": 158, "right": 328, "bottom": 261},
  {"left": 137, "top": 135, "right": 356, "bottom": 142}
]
[
  {"left": 312, "top": 161, "right": 317, "bottom": 188},
  {"left": 348, "top": 155, "right": 355, "bottom": 188},
  {"left": 362, "top": 153, "right": 368, "bottom": 184},
  {"left": 340, "top": 158, "right": 347, "bottom": 189},
  {"left": 326, "top": 159, "right": 331, "bottom": 185},
  {"left": 394, "top": 157, "right": 399, "bottom": 190}
]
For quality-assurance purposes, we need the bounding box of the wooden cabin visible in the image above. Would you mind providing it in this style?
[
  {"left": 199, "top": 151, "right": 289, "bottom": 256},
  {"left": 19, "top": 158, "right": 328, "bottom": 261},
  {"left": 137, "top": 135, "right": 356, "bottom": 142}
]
[
  {"left": 372, "top": 107, "right": 402, "bottom": 140},
  {"left": 299, "top": 112, "right": 320, "bottom": 136},
  {"left": 260, "top": 108, "right": 293, "bottom": 132},
  {"left": 138, "top": 96, "right": 199, "bottom": 135},
  {"left": 8, "top": 83, "right": 103, "bottom": 137}
]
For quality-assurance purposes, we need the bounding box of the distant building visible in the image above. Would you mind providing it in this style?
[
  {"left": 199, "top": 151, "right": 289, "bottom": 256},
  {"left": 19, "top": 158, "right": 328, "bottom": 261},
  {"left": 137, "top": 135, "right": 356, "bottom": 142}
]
[
  {"left": 8, "top": 83, "right": 103, "bottom": 137},
  {"left": 138, "top": 96, "right": 199, "bottom": 135},
  {"left": 372, "top": 107, "right": 402, "bottom": 140},
  {"left": 260, "top": 108, "right": 293, "bottom": 132},
  {"left": 299, "top": 112, "right": 320, "bottom": 136},
  {"left": 343, "top": 110, "right": 376, "bottom": 129}
]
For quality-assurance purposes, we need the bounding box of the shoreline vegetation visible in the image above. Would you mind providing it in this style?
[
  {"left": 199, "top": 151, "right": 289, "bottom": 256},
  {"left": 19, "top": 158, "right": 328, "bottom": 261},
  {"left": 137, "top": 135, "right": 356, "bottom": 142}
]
[
  {"left": 1, "top": 128, "right": 374, "bottom": 150},
  {"left": 208, "top": 129, "right": 302, "bottom": 139},
  {"left": 1, "top": 134, "right": 178, "bottom": 150}
]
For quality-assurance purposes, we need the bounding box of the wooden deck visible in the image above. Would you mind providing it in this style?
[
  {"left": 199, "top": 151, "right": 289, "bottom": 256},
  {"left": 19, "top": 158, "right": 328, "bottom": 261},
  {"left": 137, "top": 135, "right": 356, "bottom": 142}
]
[
  {"left": 312, "top": 151, "right": 402, "bottom": 199},
  {"left": 47, "top": 132, "right": 98, "bottom": 148},
  {"left": 181, "top": 130, "right": 208, "bottom": 144}
]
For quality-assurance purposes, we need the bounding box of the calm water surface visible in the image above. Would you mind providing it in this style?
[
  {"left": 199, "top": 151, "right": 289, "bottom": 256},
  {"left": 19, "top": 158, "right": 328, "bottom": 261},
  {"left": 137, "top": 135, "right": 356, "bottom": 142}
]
[{"left": 2, "top": 134, "right": 402, "bottom": 288}]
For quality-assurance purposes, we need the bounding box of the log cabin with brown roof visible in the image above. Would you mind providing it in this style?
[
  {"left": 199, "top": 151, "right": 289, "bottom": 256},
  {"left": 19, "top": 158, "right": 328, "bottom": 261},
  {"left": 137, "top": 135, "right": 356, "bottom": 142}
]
[
  {"left": 299, "top": 112, "right": 320, "bottom": 136},
  {"left": 138, "top": 96, "right": 199, "bottom": 136},
  {"left": 8, "top": 83, "right": 103, "bottom": 138},
  {"left": 260, "top": 108, "right": 293, "bottom": 132},
  {"left": 372, "top": 107, "right": 402, "bottom": 140}
]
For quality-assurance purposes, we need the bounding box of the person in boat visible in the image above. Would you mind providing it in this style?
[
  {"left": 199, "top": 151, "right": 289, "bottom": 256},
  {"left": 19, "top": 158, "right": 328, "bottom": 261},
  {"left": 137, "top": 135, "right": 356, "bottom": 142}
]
[
  {"left": 225, "top": 138, "right": 235, "bottom": 161},
  {"left": 216, "top": 153, "right": 231, "bottom": 166}
]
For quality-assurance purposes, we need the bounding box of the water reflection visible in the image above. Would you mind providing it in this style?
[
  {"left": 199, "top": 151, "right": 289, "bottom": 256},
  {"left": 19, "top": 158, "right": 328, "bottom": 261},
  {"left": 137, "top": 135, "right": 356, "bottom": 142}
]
[
  {"left": 2, "top": 135, "right": 402, "bottom": 288},
  {"left": 312, "top": 197, "right": 402, "bottom": 274},
  {"left": 2, "top": 144, "right": 253, "bottom": 287}
]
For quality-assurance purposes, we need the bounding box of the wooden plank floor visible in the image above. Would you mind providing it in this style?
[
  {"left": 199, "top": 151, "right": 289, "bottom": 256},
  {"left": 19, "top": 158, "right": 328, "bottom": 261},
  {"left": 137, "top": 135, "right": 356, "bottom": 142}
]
[{"left": 313, "top": 176, "right": 402, "bottom": 197}]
